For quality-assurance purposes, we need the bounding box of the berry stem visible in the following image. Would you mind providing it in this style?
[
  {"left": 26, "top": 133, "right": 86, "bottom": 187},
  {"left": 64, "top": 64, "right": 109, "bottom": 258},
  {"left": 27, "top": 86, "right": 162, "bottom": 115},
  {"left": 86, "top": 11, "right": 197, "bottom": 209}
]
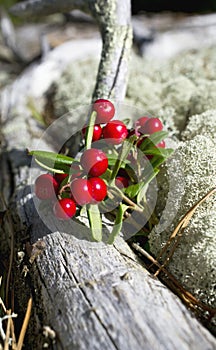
[
  {"left": 58, "top": 183, "right": 71, "bottom": 198},
  {"left": 85, "top": 110, "right": 97, "bottom": 150},
  {"left": 108, "top": 188, "right": 144, "bottom": 213}
]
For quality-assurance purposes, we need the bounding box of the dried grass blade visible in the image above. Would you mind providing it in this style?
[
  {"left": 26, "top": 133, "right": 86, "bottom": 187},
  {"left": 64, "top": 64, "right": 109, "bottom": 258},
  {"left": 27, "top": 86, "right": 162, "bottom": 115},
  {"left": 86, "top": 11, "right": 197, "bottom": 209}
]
[
  {"left": 3, "top": 310, "right": 11, "bottom": 350},
  {"left": 17, "top": 298, "right": 32, "bottom": 350}
]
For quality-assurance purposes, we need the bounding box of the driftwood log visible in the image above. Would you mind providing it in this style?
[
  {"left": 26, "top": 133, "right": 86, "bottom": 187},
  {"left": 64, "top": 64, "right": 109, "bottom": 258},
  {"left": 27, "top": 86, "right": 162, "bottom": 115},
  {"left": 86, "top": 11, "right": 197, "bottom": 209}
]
[{"left": 0, "top": 1, "right": 216, "bottom": 349}]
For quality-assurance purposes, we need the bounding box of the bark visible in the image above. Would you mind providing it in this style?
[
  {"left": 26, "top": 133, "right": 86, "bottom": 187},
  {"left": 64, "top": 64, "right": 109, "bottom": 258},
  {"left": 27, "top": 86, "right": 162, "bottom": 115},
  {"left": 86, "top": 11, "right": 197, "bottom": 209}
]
[{"left": 10, "top": 0, "right": 132, "bottom": 100}]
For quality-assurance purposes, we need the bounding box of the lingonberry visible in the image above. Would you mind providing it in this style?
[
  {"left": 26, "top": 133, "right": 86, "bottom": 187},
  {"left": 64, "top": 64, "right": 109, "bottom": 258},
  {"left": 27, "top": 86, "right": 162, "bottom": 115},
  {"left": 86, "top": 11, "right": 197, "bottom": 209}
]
[
  {"left": 135, "top": 116, "right": 149, "bottom": 134},
  {"left": 53, "top": 198, "right": 76, "bottom": 220},
  {"left": 70, "top": 178, "right": 93, "bottom": 205},
  {"left": 115, "top": 176, "right": 129, "bottom": 189},
  {"left": 88, "top": 177, "right": 107, "bottom": 203},
  {"left": 82, "top": 124, "right": 102, "bottom": 142},
  {"left": 156, "top": 140, "right": 166, "bottom": 148},
  {"left": 35, "top": 174, "right": 58, "bottom": 200},
  {"left": 102, "top": 120, "right": 128, "bottom": 145},
  {"left": 80, "top": 148, "right": 108, "bottom": 177},
  {"left": 141, "top": 117, "right": 163, "bottom": 135},
  {"left": 93, "top": 99, "right": 115, "bottom": 124}
]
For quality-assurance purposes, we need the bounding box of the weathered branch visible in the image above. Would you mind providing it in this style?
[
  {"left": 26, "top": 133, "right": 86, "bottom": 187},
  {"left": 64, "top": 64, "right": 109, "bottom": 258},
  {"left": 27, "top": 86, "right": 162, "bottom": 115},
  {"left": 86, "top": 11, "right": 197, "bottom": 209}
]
[
  {"left": 0, "top": 2, "right": 215, "bottom": 348},
  {"left": 10, "top": 0, "right": 132, "bottom": 101},
  {"left": 0, "top": 44, "right": 216, "bottom": 349}
]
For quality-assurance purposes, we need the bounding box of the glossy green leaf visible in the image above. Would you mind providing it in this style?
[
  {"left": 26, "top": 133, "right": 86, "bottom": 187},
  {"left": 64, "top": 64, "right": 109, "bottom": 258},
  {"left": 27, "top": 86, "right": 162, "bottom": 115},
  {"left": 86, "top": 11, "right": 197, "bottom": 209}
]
[
  {"left": 107, "top": 154, "right": 130, "bottom": 167},
  {"left": 110, "top": 137, "right": 137, "bottom": 183},
  {"left": 124, "top": 182, "right": 145, "bottom": 198},
  {"left": 137, "top": 168, "right": 159, "bottom": 204},
  {"left": 87, "top": 205, "right": 102, "bottom": 242},
  {"left": 142, "top": 147, "right": 173, "bottom": 157},
  {"left": 29, "top": 150, "right": 75, "bottom": 172},
  {"left": 107, "top": 204, "right": 128, "bottom": 244},
  {"left": 139, "top": 131, "right": 168, "bottom": 150},
  {"left": 85, "top": 110, "right": 97, "bottom": 149}
]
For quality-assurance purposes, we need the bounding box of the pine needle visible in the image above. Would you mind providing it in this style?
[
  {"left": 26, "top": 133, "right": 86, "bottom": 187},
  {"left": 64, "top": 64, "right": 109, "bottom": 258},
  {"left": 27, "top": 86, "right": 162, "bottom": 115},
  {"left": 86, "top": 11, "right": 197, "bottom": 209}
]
[{"left": 17, "top": 298, "right": 32, "bottom": 350}]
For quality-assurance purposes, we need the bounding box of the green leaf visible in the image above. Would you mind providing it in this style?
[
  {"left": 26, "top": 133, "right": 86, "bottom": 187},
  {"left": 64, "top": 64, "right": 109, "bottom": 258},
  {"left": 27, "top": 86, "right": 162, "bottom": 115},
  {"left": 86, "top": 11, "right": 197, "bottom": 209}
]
[
  {"left": 107, "top": 154, "right": 130, "bottom": 167},
  {"left": 137, "top": 168, "right": 159, "bottom": 204},
  {"left": 87, "top": 205, "right": 102, "bottom": 242},
  {"left": 150, "top": 155, "right": 166, "bottom": 169},
  {"left": 142, "top": 147, "right": 173, "bottom": 158},
  {"left": 29, "top": 150, "right": 75, "bottom": 173},
  {"left": 107, "top": 204, "right": 128, "bottom": 244},
  {"left": 110, "top": 138, "right": 136, "bottom": 183},
  {"left": 124, "top": 182, "right": 145, "bottom": 198},
  {"left": 138, "top": 131, "right": 168, "bottom": 150},
  {"left": 27, "top": 98, "right": 46, "bottom": 126},
  {"left": 85, "top": 111, "right": 97, "bottom": 149}
]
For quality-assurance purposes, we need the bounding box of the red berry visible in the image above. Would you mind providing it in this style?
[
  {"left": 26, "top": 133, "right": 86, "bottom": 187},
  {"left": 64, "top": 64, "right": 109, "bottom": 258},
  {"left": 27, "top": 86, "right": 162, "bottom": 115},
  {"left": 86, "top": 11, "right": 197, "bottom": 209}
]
[
  {"left": 70, "top": 178, "right": 93, "bottom": 205},
  {"left": 157, "top": 140, "right": 166, "bottom": 148},
  {"left": 135, "top": 116, "right": 149, "bottom": 134},
  {"left": 53, "top": 198, "right": 76, "bottom": 220},
  {"left": 141, "top": 117, "right": 163, "bottom": 135},
  {"left": 115, "top": 176, "right": 129, "bottom": 189},
  {"left": 103, "top": 120, "right": 128, "bottom": 145},
  {"left": 93, "top": 99, "right": 115, "bottom": 124},
  {"left": 54, "top": 173, "right": 68, "bottom": 184},
  {"left": 88, "top": 177, "right": 107, "bottom": 203},
  {"left": 82, "top": 124, "right": 102, "bottom": 142},
  {"left": 35, "top": 174, "right": 58, "bottom": 200},
  {"left": 80, "top": 148, "right": 108, "bottom": 177}
]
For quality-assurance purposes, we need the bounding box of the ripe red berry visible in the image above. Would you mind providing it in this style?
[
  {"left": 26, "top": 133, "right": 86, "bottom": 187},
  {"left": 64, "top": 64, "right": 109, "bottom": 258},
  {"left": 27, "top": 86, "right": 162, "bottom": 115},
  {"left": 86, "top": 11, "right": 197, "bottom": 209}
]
[
  {"left": 53, "top": 198, "right": 76, "bottom": 220},
  {"left": 135, "top": 116, "right": 149, "bottom": 134},
  {"left": 70, "top": 178, "right": 93, "bottom": 205},
  {"left": 115, "top": 176, "right": 129, "bottom": 189},
  {"left": 80, "top": 148, "right": 108, "bottom": 177},
  {"left": 93, "top": 99, "right": 115, "bottom": 124},
  {"left": 82, "top": 124, "right": 102, "bottom": 142},
  {"left": 157, "top": 140, "right": 166, "bottom": 148},
  {"left": 103, "top": 120, "right": 128, "bottom": 145},
  {"left": 35, "top": 174, "right": 58, "bottom": 200},
  {"left": 88, "top": 177, "right": 107, "bottom": 203},
  {"left": 141, "top": 117, "right": 163, "bottom": 135}
]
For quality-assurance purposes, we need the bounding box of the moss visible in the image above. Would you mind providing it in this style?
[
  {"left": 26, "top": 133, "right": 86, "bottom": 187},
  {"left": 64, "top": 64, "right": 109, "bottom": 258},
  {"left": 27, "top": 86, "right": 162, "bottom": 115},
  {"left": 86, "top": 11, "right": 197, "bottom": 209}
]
[{"left": 149, "top": 135, "right": 216, "bottom": 308}]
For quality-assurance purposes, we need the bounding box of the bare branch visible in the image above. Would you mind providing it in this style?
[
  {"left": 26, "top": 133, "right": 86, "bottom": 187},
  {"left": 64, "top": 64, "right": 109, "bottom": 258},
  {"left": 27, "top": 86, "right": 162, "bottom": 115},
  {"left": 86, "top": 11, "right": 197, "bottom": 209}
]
[{"left": 10, "top": 0, "right": 132, "bottom": 101}]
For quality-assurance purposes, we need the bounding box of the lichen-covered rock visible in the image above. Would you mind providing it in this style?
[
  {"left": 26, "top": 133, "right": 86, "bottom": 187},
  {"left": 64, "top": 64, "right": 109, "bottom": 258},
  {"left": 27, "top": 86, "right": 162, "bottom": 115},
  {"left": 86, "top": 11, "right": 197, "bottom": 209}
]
[
  {"left": 181, "top": 109, "right": 216, "bottom": 142},
  {"left": 149, "top": 135, "right": 216, "bottom": 308}
]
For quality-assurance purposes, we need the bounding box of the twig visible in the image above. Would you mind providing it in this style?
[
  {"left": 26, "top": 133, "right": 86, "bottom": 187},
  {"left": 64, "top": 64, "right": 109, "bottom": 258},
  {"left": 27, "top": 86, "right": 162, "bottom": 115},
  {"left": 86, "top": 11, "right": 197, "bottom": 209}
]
[
  {"left": 4, "top": 310, "right": 11, "bottom": 350},
  {"left": 0, "top": 314, "right": 17, "bottom": 344},
  {"left": 9, "top": 316, "right": 17, "bottom": 350},
  {"left": 17, "top": 298, "right": 32, "bottom": 350}
]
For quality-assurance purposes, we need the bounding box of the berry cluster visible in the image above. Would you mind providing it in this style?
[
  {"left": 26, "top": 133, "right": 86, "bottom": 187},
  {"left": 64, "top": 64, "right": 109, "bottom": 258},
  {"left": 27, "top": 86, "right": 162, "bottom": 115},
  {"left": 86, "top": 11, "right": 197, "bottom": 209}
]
[{"left": 33, "top": 99, "right": 168, "bottom": 226}]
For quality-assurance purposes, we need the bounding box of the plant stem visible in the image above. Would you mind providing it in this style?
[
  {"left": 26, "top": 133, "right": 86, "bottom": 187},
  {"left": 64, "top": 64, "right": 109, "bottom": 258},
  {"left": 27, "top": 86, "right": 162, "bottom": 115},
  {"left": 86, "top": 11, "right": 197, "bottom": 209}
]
[
  {"left": 86, "top": 110, "right": 97, "bottom": 150},
  {"left": 108, "top": 188, "right": 144, "bottom": 213}
]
